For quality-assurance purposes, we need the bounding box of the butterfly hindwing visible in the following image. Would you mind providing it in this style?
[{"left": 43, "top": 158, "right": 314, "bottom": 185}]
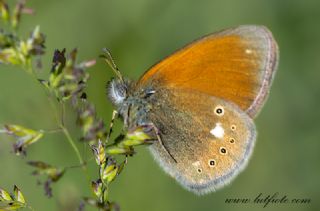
[{"left": 147, "top": 87, "right": 256, "bottom": 194}]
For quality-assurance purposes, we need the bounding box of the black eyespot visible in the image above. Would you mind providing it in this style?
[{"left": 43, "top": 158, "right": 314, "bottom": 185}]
[
  {"left": 197, "top": 168, "right": 202, "bottom": 173},
  {"left": 230, "top": 138, "right": 235, "bottom": 143},
  {"left": 214, "top": 106, "right": 224, "bottom": 116},
  {"left": 220, "top": 147, "right": 227, "bottom": 154},
  {"left": 231, "top": 125, "right": 236, "bottom": 130},
  {"left": 209, "top": 159, "right": 216, "bottom": 167}
]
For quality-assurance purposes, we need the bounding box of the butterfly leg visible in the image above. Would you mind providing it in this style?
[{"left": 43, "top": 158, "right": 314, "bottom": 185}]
[
  {"left": 142, "top": 123, "right": 177, "bottom": 163},
  {"left": 106, "top": 110, "right": 118, "bottom": 143}
]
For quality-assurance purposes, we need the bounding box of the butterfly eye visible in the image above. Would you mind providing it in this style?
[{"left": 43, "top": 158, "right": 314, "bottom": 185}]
[
  {"left": 144, "top": 89, "right": 156, "bottom": 98},
  {"left": 214, "top": 106, "right": 224, "bottom": 116},
  {"left": 219, "top": 147, "right": 227, "bottom": 154},
  {"left": 208, "top": 159, "right": 216, "bottom": 167}
]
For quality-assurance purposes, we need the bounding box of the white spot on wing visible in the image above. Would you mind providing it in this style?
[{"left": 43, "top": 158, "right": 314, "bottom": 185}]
[
  {"left": 192, "top": 161, "right": 201, "bottom": 167},
  {"left": 245, "top": 49, "right": 252, "bottom": 54},
  {"left": 210, "top": 123, "right": 224, "bottom": 139}
]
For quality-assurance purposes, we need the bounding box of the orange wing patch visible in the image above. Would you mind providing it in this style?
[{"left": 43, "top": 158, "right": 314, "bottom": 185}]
[{"left": 137, "top": 25, "right": 278, "bottom": 118}]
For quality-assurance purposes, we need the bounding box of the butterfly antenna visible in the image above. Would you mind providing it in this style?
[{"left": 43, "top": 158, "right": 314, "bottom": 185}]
[{"left": 101, "top": 48, "right": 124, "bottom": 82}]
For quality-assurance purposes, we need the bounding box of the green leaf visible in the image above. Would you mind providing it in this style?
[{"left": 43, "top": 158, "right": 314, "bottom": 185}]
[
  {"left": 19, "top": 41, "right": 30, "bottom": 56},
  {"left": 0, "top": 186, "right": 26, "bottom": 210},
  {"left": 27, "top": 161, "right": 52, "bottom": 169},
  {"left": 0, "top": 201, "right": 26, "bottom": 210},
  {"left": 0, "top": 1, "right": 10, "bottom": 22},
  {"left": 78, "top": 109, "right": 94, "bottom": 134},
  {"left": 91, "top": 180, "right": 103, "bottom": 198},
  {"left": 126, "top": 128, "right": 151, "bottom": 141},
  {"left": 91, "top": 140, "right": 106, "bottom": 165},
  {"left": 3, "top": 124, "right": 44, "bottom": 155},
  {"left": 13, "top": 186, "right": 25, "bottom": 204},
  {"left": 117, "top": 159, "right": 127, "bottom": 176},
  {"left": 27, "top": 161, "right": 65, "bottom": 182},
  {"left": 31, "top": 26, "right": 40, "bottom": 41},
  {"left": 121, "top": 138, "right": 147, "bottom": 147},
  {"left": 49, "top": 72, "right": 63, "bottom": 88},
  {"left": 0, "top": 188, "right": 12, "bottom": 201},
  {"left": 11, "top": 0, "right": 26, "bottom": 29},
  {"left": 106, "top": 146, "right": 134, "bottom": 155},
  {"left": 38, "top": 79, "right": 50, "bottom": 90},
  {"left": 0, "top": 48, "right": 21, "bottom": 65},
  {"left": 101, "top": 164, "right": 118, "bottom": 184},
  {"left": 4, "top": 124, "right": 44, "bottom": 143}
]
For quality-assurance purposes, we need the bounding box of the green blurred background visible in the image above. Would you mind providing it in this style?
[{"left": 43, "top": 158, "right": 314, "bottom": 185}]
[{"left": 1, "top": 0, "right": 319, "bottom": 210}]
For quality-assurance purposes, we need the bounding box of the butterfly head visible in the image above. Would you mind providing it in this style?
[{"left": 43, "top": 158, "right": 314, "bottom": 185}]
[
  {"left": 103, "top": 49, "right": 156, "bottom": 130},
  {"left": 107, "top": 77, "right": 132, "bottom": 106},
  {"left": 107, "top": 77, "right": 157, "bottom": 130}
]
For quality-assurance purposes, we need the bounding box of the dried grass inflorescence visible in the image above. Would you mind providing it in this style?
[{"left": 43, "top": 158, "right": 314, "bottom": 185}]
[{"left": 0, "top": 1, "right": 152, "bottom": 210}]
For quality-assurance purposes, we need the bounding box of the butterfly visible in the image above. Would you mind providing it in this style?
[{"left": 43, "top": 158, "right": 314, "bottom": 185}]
[{"left": 106, "top": 25, "right": 279, "bottom": 195}]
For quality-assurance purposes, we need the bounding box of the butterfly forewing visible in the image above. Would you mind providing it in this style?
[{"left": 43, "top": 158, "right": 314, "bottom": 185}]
[
  {"left": 147, "top": 88, "right": 256, "bottom": 194},
  {"left": 137, "top": 25, "right": 278, "bottom": 118}
]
